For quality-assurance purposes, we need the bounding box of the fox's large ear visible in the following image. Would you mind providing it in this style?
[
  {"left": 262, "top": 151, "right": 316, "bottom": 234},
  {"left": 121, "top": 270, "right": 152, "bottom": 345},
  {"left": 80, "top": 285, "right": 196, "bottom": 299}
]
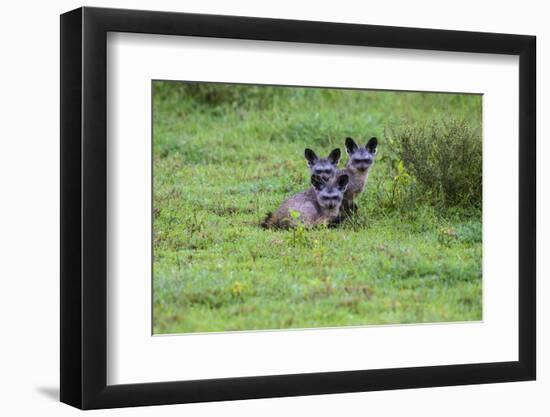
[
  {"left": 366, "top": 137, "right": 378, "bottom": 153},
  {"left": 336, "top": 174, "right": 349, "bottom": 191},
  {"left": 311, "top": 175, "right": 324, "bottom": 191},
  {"left": 345, "top": 137, "right": 358, "bottom": 155},
  {"left": 327, "top": 148, "right": 341, "bottom": 165},
  {"left": 304, "top": 148, "right": 318, "bottom": 167}
]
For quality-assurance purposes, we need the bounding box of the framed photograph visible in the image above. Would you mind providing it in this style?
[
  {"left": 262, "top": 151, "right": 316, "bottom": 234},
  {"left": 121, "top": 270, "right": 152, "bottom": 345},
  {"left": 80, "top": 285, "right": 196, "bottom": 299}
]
[{"left": 60, "top": 6, "right": 536, "bottom": 409}]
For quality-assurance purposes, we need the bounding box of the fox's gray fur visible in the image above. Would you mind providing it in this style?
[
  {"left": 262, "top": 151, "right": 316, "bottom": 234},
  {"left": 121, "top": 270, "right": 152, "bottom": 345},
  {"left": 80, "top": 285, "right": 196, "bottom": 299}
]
[
  {"left": 262, "top": 173, "right": 349, "bottom": 229},
  {"left": 304, "top": 148, "right": 341, "bottom": 182},
  {"left": 339, "top": 137, "right": 378, "bottom": 215}
]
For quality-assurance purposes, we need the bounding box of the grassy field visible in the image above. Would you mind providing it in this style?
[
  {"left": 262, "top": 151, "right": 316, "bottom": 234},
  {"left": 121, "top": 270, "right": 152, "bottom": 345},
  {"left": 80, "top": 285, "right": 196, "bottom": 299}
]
[{"left": 153, "top": 82, "right": 482, "bottom": 334}]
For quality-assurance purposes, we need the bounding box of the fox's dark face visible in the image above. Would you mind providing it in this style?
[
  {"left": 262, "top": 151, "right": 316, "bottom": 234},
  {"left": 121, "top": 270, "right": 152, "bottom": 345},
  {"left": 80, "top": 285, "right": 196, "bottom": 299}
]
[
  {"left": 311, "top": 173, "right": 349, "bottom": 211},
  {"left": 304, "top": 148, "right": 341, "bottom": 181},
  {"left": 345, "top": 137, "right": 378, "bottom": 175}
]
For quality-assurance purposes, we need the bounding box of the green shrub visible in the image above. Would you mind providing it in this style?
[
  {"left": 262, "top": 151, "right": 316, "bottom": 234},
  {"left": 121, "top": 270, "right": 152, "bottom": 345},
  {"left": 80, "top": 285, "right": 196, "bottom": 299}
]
[
  {"left": 387, "top": 119, "right": 482, "bottom": 208},
  {"left": 373, "top": 159, "right": 420, "bottom": 214}
]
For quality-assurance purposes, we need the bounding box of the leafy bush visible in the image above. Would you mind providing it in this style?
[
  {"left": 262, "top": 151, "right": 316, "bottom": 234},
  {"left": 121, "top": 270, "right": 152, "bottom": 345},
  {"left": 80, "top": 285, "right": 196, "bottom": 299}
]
[
  {"left": 372, "top": 159, "right": 420, "bottom": 214},
  {"left": 387, "top": 119, "right": 482, "bottom": 208}
]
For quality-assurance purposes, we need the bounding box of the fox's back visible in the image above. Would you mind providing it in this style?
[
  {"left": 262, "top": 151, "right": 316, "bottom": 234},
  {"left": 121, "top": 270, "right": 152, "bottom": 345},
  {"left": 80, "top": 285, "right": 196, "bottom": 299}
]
[{"left": 262, "top": 189, "right": 324, "bottom": 228}]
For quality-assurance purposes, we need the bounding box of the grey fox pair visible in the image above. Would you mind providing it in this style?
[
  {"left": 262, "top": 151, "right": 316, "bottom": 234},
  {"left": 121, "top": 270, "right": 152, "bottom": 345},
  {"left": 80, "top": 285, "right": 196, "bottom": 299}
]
[{"left": 262, "top": 137, "right": 378, "bottom": 229}]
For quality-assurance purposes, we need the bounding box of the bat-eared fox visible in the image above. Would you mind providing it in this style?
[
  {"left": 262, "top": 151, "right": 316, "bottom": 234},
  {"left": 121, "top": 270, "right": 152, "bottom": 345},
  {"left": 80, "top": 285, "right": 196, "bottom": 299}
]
[
  {"left": 339, "top": 136, "right": 378, "bottom": 215},
  {"left": 262, "top": 137, "right": 376, "bottom": 229},
  {"left": 304, "top": 148, "right": 341, "bottom": 182},
  {"left": 262, "top": 173, "right": 349, "bottom": 229}
]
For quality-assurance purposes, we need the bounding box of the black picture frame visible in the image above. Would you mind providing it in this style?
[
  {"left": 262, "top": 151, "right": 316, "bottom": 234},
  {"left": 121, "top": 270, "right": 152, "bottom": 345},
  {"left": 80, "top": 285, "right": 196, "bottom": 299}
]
[{"left": 60, "top": 6, "right": 536, "bottom": 410}]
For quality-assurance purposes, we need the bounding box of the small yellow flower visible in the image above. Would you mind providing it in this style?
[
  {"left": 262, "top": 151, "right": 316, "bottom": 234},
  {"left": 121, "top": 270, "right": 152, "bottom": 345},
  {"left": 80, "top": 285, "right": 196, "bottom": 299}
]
[{"left": 231, "top": 281, "right": 244, "bottom": 296}]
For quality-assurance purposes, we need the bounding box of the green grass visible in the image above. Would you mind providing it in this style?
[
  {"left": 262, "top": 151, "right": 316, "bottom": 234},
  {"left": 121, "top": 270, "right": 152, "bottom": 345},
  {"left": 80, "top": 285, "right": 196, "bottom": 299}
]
[{"left": 153, "top": 82, "right": 482, "bottom": 334}]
